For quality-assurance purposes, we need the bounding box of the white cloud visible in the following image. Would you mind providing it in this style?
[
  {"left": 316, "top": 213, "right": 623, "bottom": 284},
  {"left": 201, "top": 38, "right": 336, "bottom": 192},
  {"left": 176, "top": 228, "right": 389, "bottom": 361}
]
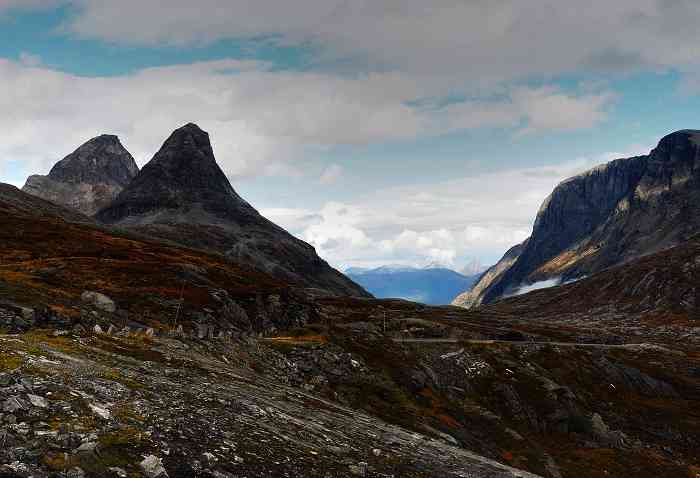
[
  {"left": 319, "top": 164, "right": 343, "bottom": 185},
  {"left": 511, "top": 87, "right": 614, "bottom": 136},
  {"left": 509, "top": 278, "right": 562, "bottom": 297},
  {"left": 267, "top": 148, "right": 651, "bottom": 270}
]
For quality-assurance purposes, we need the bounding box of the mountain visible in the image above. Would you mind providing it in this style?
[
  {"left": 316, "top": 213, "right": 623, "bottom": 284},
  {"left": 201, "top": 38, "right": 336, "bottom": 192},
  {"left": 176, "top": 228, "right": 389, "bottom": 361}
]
[
  {"left": 454, "top": 129, "right": 700, "bottom": 307},
  {"left": 96, "top": 123, "right": 369, "bottom": 298},
  {"left": 22, "top": 134, "right": 138, "bottom": 216},
  {"left": 348, "top": 265, "right": 479, "bottom": 305}
]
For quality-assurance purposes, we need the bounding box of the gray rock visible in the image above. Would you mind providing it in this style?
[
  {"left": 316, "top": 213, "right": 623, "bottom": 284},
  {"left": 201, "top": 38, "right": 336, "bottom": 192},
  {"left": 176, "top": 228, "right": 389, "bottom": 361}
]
[
  {"left": 140, "top": 455, "right": 168, "bottom": 478},
  {"left": 27, "top": 394, "right": 48, "bottom": 409},
  {"left": 81, "top": 291, "right": 116, "bottom": 314},
  {"left": 3, "top": 396, "right": 26, "bottom": 413},
  {"left": 67, "top": 467, "right": 86, "bottom": 478}
]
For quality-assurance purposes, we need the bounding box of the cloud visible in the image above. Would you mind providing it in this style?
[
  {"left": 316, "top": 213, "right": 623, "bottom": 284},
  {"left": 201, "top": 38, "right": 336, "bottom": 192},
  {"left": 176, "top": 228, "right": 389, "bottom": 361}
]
[
  {"left": 438, "top": 86, "right": 613, "bottom": 136},
  {"left": 267, "top": 149, "right": 651, "bottom": 270},
  {"left": 0, "top": 58, "right": 613, "bottom": 184},
  {"left": 319, "top": 164, "right": 343, "bottom": 185},
  {"left": 60, "top": 1, "right": 700, "bottom": 85},
  {"left": 510, "top": 87, "right": 614, "bottom": 136},
  {"left": 509, "top": 278, "right": 562, "bottom": 297}
]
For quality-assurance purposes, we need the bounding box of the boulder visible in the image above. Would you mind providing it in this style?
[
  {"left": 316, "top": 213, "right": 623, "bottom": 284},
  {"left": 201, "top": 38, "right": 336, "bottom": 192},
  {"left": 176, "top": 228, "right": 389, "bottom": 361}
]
[{"left": 81, "top": 291, "right": 116, "bottom": 314}]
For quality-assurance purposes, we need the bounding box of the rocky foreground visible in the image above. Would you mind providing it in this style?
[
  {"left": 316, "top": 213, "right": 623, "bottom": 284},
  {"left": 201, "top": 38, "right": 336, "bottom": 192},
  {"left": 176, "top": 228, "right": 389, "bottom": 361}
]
[{"left": 0, "top": 328, "right": 540, "bottom": 478}]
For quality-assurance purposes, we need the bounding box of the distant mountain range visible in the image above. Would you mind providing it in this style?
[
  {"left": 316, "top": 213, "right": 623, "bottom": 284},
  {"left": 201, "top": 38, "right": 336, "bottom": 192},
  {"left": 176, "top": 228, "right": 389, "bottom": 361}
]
[
  {"left": 454, "top": 129, "right": 700, "bottom": 307},
  {"left": 347, "top": 265, "right": 480, "bottom": 305}
]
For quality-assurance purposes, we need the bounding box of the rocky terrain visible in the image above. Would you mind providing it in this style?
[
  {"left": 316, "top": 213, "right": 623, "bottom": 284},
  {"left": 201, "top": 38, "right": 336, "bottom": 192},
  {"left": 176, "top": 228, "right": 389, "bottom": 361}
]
[
  {"left": 22, "top": 135, "right": 138, "bottom": 216},
  {"left": 95, "top": 123, "right": 368, "bottom": 298},
  {"left": 454, "top": 129, "right": 700, "bottom": 306},
  {"left": 0, "top": 182, "right": 698, "bottom": 477}
]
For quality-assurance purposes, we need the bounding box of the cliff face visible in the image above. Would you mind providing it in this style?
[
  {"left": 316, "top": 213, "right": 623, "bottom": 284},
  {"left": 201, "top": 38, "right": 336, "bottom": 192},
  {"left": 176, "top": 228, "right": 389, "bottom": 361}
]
[
  {"left": 96, "top": 123, "right": 370, "bottom": 298},
  {"left": 456, "top": 129, "right": 700, "bottom": 306},
  {"left": 22, "top": 135, "right": 138, "bottom": 216}
]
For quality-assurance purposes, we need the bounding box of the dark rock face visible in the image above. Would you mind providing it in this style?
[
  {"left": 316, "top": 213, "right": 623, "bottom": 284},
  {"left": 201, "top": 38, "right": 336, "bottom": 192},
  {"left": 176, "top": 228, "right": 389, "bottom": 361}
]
[
  {"left": 22, "top": 135, "right": 138, "bottom": 216},
  {"left": 457, "top": 129, "right": 700, "bottom": 306},
  {"left": 97, "top": 123, "right": 370, "bottom": 298},
  {"left": 97, "top": 124, "right": 253, "bottom": 222}
]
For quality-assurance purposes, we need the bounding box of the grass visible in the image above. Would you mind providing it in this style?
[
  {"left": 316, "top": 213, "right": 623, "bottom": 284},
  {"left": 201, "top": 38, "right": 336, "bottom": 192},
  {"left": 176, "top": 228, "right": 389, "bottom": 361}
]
[{"left": 0, "top": 353, "right": 22, "bottom": 371}]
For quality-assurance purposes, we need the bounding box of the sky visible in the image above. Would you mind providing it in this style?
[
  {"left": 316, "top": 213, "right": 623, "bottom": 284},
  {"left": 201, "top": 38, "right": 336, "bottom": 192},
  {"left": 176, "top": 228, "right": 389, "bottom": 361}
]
[{"left": 1, "top": 1, "right": 700, "bottom": 271}]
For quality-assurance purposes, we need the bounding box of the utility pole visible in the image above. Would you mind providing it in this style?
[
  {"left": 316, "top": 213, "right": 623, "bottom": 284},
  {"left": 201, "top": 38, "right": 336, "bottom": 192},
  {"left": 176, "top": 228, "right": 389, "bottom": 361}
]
[{"left": 174, "top": 281, "right": 185, "bottom": 329}]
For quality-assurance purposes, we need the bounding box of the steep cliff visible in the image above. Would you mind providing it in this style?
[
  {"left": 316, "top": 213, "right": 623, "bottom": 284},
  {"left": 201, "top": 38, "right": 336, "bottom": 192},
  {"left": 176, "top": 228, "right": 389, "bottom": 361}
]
[{"left": 455, "top": 129, "right": 700, "bottom": 306}]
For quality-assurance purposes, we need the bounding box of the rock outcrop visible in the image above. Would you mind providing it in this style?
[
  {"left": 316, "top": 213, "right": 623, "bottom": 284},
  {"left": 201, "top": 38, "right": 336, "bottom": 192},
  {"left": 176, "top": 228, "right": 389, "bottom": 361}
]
[
  {"left": 96, "top": 123, "right": 369, "bottom": 298},
  {"left": 22, "top": 135, "right": 138, "bottom": 216},
  {"left": 455, "top": 129, "right": 700, "bottom": 306}
]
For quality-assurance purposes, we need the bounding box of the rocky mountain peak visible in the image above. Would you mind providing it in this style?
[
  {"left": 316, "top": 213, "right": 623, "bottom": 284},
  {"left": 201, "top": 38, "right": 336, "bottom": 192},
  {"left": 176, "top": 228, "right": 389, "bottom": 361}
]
[
  {"left": 47, "top": 134, "right": 138, "bottom": 187},
  {"left": 96, "top": 123, "right": 369, "bottom": 297},
  {"left": 96, "top": 123, "right": 248, "bottom": 223},
  {"left": 22, "top": 134, "right": 138, "bottom": 216},
  {"left": 652, "top": 129, "right": 700, "bottom": 154},
  {"left": 142, "top": 122, "right": 236, "bottom": 197}
]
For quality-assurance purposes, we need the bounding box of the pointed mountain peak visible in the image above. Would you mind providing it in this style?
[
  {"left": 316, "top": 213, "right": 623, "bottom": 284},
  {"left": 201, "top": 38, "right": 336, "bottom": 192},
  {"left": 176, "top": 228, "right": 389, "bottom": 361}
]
[
  {"left": 48, "top": 134, "right": 138, "bottom": 186},
  {"left": 141, "top": 123, "right": 233, "bottom": 195},
  {"left": 22, "top": 134, "right": 138, "bottom": 216},
  {"left": 151, "top": 122, "right": 213, "bottom": 164},
  {"left": 96, "top": 123, "right": 247, "bottom": 223},
  {"left": 96, "top": 123, "right": 370, "bottom": 298}
]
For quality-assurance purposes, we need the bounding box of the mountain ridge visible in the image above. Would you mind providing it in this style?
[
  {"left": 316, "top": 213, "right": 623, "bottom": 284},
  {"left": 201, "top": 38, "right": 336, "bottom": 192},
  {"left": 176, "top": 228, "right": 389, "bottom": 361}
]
[{"left": 454, "top": 128, "right": 700, "bottom": 307}]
